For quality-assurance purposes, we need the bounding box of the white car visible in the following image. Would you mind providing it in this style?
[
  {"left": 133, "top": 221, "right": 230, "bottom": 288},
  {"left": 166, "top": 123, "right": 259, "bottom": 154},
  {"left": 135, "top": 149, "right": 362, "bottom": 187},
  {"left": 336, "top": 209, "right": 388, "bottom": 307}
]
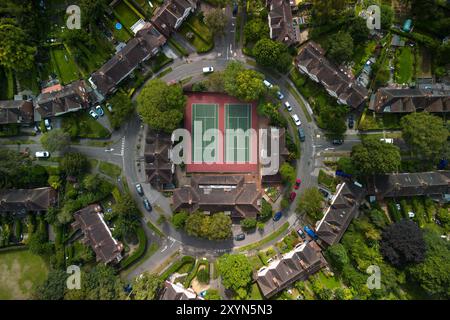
[
  {"left": 292, "top": 114, "right": 301, "bottom": 126},
  {"left": 202, "top": 66, "right": 214, "bottom": 73},
  {"left": 35, "top": 151, "right": 50, "bottom": 158},
  {"left": 44, "top": 119, "right": 52, "bottom": 131},
  {"left": 284, "top": 101, "right": 292, "bottom": 112},
  {"left": 263, "top": 79, "right": 273, "bottom": 88},
  {"left": 89, "top": 109, "right": 99, "bottom": 119}
]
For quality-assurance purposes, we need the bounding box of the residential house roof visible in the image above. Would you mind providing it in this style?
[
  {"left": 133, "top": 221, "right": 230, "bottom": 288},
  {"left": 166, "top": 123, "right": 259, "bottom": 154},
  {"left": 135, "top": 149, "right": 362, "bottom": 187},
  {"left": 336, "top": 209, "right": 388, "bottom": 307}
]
[
  {"left": 369, "top": 87, "right": 450, "bottom": 113},
  {"left": 144, "top": 130, "right": 173, "bottom": 190},
  {"left": 0, "top": 187, "right": 57, "bottom": 214},
  {"left": 34, "top": 80, "right": 91, "bottom": 119},
  {"left": 0, "top": 100, "right": 34, "bottom": 125},
  {"left": 256, "top": 241, "right": 326, "bottom": 298},
  {"left": 315, "top": 182, "right": 366, "bottom": 246},
  {"left": 267, "top": 0, "right": 299, "bottom": 45},
  {"left": 71, "top": 204, "right": 123, "bottom": 264},
  {"left": 172, "top": 175, "right": 262, "bottom": 218},
  {"left": 151, "top": 0, "right": 194, "bottom": 37},
  {"left": 295, "top": 42, "right": 368, "bottom": 109},
  {"left": 373, "top": 171, "right": 450, "bottom": 199},
  {"left": 90, "top": 23, "right": 166, "bottom": 97},
  {"left": 160, "top": 281, "right": 203, "bottom": 300}
]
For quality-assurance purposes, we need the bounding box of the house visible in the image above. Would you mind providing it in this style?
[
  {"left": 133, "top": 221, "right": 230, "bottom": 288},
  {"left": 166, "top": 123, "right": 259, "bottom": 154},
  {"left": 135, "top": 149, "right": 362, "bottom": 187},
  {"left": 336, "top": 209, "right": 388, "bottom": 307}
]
[
  {"left": 71, "top": 204, "right": 123, "bottom": 264},
  {"left": 172, "top": 175, "right": 262, "bottom": 218},
  {"left": 315, "top": 182, "right": 366, "bottom": 247},
  {"left": 369, "top": 87, "right": 450, "bottom": 114},
  {"left": 0, "top": 187, "right": 57, "bottom": 217},
  {"left": 372, "top": 171, "right": 450, "bottom": 201},
  {"left": 34, "top": 80, "right": 91, "bottom": 120},
  {"left": 89, "top": 23, "right": 167, "bottom": 100},
  {"left": 0, "top": 100, "right": 34, "bottom": 125},
  {"left": 151, "top": 0, "right": 197, "bottom": 37},
  {"left": 256, "top": 241, "right": 327, "bottom": 298},
  {"left": 160, "top": 281, "right": 203, "bottom": 300},
  {"left": 267, "top": 0, "right": 300, "bottom": 46},
  {"left": 295, "top": 42, "right": 369, "bottom": 109},
  {"left": 144, "top": 130, "right": 173, "bottom": 190}
]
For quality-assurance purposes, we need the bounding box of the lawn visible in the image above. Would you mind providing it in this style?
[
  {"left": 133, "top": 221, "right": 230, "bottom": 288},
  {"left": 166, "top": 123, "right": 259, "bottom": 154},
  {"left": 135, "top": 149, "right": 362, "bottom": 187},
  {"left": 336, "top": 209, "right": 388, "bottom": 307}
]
[
  {"left": 51, "top": 46, "right": 81, "bottom": 84},
  {"left": 395, "top": 46, "right": 414, "bottom": 85},
  {"left": 250, "top": 283, "right": 263, "bottom": 300},
  {"left": 109, "top": 18, "right": 133, "bottom": 42},
  {"left": 0, "top": 249, "right": 49, "bottom": 300},
  {"left": 61, "top": 111, "right": 110, "bottom": 139},
  {"left": 113, "top": 0, "right": 142, "bottom": 31},
  {"left": 179, "top": 15, "right": 214, "bottom": 53},
  {"left": 314, "top": 271, "right": 341, "bottom": 290},
  {"left": 149, "top": 52, "right": 174, "bottom": 73},
  {"left": 99, "top": 161, "right": 122, "bottom": 179}
]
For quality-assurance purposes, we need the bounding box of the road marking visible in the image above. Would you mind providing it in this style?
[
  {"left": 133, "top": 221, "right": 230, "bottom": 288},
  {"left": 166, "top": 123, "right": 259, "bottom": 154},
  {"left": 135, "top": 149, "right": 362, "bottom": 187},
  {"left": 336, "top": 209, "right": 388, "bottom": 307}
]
[{"left": 161, "top": 245, "right": 168, "bottom": 252}]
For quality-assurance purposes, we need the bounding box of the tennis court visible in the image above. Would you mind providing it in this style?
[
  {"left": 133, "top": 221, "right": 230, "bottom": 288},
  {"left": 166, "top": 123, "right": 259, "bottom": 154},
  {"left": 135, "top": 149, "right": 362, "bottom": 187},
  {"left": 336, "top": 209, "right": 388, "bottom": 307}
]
[
  {"left": 225, "top": 104, "right": 252, "bottom": 163},
  {"left": 192, "top": 103, "right": 218, "bottom": 162}
]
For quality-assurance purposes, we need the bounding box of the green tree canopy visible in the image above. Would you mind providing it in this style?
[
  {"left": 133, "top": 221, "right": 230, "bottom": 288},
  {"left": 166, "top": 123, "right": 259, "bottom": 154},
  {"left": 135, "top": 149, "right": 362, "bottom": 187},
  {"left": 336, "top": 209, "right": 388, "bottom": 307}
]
[
  {"left": 184, "top": 212, "right": 232, "bottom": 240},
  {"left": 243, "top": 18, "right": 269, "bottom": 44},
  {"left": 223, "top": 61, "right": 265, "bottom": 101},
  {"left": 132, "top": 272, "right": 162, "bottom": 300},
  {"left": 204, "top": 8, "right": 227, "bottom": 35},
  {"left": 60, "top": 152, "right": 89, "bottom": 177},
  {"left": 401, "top": 112, "right": 449, "bottom": 164},
  {"left": 217, "top": 254, "right": 253, "bottom": 293},
  {"left": 279, "top": 162, "right": 296, "bottom": 185},
  {"left": 253, "top": 38, "right": 291, "bottom": 73},
  {"left": 351, "top": 138, "right": 401, "bottom": 175},
  {"left": 326, "top": 31, "right": 354, "bottom": 65},
  {"left": 40, "top": 129, "right": 71, "bottom": 152},
  {"left": 172, "top": 211, "right": 189, "bottom": 229},
  {"left": 296, "top": 187, "right": 324, "bottom": 221},
  {"left": 33, "top": 270, "right": 67, "bottom": 300},
  {"left": 325, "top": 243, "right": 349, "bottom": 272},
  {"left": 137, "top": 79, "right": 187, "bottom": 133}
]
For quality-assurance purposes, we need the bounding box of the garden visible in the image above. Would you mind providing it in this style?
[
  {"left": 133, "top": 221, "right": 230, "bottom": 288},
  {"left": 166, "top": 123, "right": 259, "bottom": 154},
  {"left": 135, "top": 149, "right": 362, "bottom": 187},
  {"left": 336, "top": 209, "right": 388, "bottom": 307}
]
[
  {"left": 179, "top": 14, "right": 214, "bottom": 53},
  {"left": 61, "top": 111, "right": 111, "bottom": 139},
  {"left": 318, "top": 169, "right": 339, "bottom": 192},
  {"left": 394, "top": 45, "right": 415, "bottom": 85},
  {"left": 112, "top": 0, "right": 145, "bottom": 32}
]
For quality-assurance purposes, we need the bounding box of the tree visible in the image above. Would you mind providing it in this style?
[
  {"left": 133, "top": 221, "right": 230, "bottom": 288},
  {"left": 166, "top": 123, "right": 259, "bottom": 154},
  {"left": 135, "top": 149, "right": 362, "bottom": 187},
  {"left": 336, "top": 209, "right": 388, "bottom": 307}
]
[
  {"left": 279, "top": 162, "right": 296, "bottom": 185},
  {"left": 184, "top": 212, "right": 232, "bottom": 240},
  {"left": 34, "top": 270, "right": 67, "bottom": 300},
  {"left": 223, "top": 61, "right": 265, "bottom": 101},
  {"left": 401, "top": 112, "right": 448, "bottom": 164},
  {"left": 137, "top": 79, "right": 186, "bottom": 133},
  {"left": 28, "top": 231, "right": 53, "bottom": 256},
  {"left": 243, "top": 19, "right": 269, "bottom": 44},
  {"left": 380, "top": 4, "right": 394, "bottom": 30},
  {"left": 204, "top": 8, "right": 227, "bottom": 35},
  {"left": 241, "top": 218, "right": 257, "bottom": 230},
  {"left": 79, "top": 0, "right": 107, "bottom": 29},
  {"left": 296, "top": 187, "right": 324, "bottom": 221},
  {"left": 380, "top": 219, "right": 426, "bottom": 268},
  {"left": 60, "top": 152, "right": 88, "bottom": 176},
  {"left": 349, "top": 17, "right": 369, "bottom": 45},
  {"left": 204, "top": 289, "right": 221, "bottom": 300},
  {"left": 253, "top": 38, "right": 291, "bottom": 72},
  {"left": 336, "top": 157, "right": 357, "bottom": 176},
  {"left": 326, "top": 32, "right": 354, "bottom": 64},
  {"left": 351, "top": 139, "right": 401, "bottom": 175},
  {"left": 111, "top": 193, "right": 140, "bottom": 239},
  {"left": 107, "top": 91, "right": 135, "bottom": 129},
  {"left": 325, "top": 244, "right": 349, "bottom": 272},
  {"left": 172, "top": 211, "right": 189, "bottom": 229},
  {"left": 257, "top": 102, "right": 287, "bottom": 127},
  {"left": 197, "top": 268, "right": 210, "bottom": 284},
  {"left": 407, "top": 227, "right": 450, "bottom": 298},
  {"left": 0, "top": 18, "right": 36, "bottom": 71},
  {"left": 132, "top": 272, "right": 162, "bottom": 300},
  {"left": 260, "top": 198, "right": 273, "bottom": 221},
  {"left": 217, "top": 254, "right": 253, "bottom": 293},
  {"left": 40, "top": 129, "right": 70, "bottom": 152}
]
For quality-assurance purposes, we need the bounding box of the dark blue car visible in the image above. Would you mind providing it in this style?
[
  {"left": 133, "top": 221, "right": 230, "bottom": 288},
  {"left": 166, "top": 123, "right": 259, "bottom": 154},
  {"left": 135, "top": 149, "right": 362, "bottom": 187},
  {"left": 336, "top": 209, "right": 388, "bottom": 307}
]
[{"left": 273, "top": 211, "right": 283, "bottom": 221}]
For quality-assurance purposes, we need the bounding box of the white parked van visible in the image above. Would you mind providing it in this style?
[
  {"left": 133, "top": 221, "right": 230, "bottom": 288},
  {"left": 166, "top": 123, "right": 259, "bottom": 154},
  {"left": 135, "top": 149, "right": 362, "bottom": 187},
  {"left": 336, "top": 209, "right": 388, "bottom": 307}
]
[
  {"left": 35, "top": 151, "right": 50, "bottom": 158},
  {"left": 202, "top": 66, "right": 214, "bottom": 73},
  {"left": 380, "top": 138, "right": 394, "bottom": 144}
]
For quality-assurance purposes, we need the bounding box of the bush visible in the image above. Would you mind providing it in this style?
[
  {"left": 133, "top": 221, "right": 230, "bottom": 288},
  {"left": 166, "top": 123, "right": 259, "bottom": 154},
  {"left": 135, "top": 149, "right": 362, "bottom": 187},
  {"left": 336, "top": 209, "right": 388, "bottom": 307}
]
[
  {"left": 172, "top": 211, "right": 188, "bottom": 229},
  {"left": 197, "top": 268, "right": 210, "bottom": 284},
  {"left": 119, "top": 227, "right": 147, "bottom": 270},
  {"left": 160, "top": 256, "right": 196, "bottom": 281},
  {"left": 241, "top": 218, "right": 257, "bottom": 230}
]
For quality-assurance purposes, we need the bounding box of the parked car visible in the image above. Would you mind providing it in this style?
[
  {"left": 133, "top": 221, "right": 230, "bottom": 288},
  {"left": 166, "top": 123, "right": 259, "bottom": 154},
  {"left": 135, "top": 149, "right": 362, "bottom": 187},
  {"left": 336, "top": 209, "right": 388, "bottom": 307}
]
[
  {"left": 235, "top": 233, "right": 245, "bottom": 241},
  {"left": 318, "top": 187, "right": 332, "bottom": 201},
  {"left": 297, "top": 228, "right": 306, "bottom": 239},
  {"left": 89, "top": 109, "right": 99, "bottom": 119},
  {"left": 263, "top": 79, "right": 273, "bottom": 88},
  {"left": 289, "top": 191, "right": 297, "bottom": 202},
  {"left": 298, "top": 128, "right": 305, "bottom": 142},
  {"left": 348, "top": 115, "right": 354, "bottom": 128},
  {"left": 143, "top": 198, "right": 152, "bottom": 212},
  {"left": 284, "top": 101, "right": 292, "bottom": 112},
  {"left": 35, "top": 151, "right": 50, "bottom": 158},
  {"left": 292, "top": 114, "right": 301, "bottom": 126},
  {"left": 294, "top": 178, "right": 302, "bottom": 189},
  {"left": 380, "top": 138, "right": 394, "bottom": 144},
  {"left": 277, "top": 91, "right": 284, "bottom": 100},
  {"left": 232, "top": 2, "right": 238, "bottom": 16},
  {"left": 273, "top": 211, "right": 283, "bottom": 221},
  {"left": 44, "top": 119, "right": 52, "bottom": 131},
  {"left": 95, "top": 105, "right": 104, "bottom": 116},
  {"left": 135, "top": 183, "right": 144, "bottom": 196},
  {"left": 202, "top": 66, "right": 214, "bottom": 73},
  {"left": 332, "top": 139, "right": 343, "bottom": 145},
  {"left": 106, "top": 103, "right": 113, "bottom": 113}
]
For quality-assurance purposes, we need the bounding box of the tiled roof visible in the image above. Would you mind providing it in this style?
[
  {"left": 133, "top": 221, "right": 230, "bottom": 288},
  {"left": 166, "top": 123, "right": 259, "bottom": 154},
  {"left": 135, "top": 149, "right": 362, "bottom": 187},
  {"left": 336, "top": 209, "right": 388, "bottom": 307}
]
[
  {"left": 151, "top": 0, "right": 193, "bottom": 37},
  {"left": 160, "top": 281, "right": 203, "bottom": 300},
  {"left": 144, "top": 130, "right": 173, "bottom": 190},
  {"left": 72, "top": 204, "right": 123, "bottom": 264},
  {"left": 0, "top": 187, "right": 57, "bottom": 214},
  {"left": 268, "top": 0, "right": 298, "bottom": 45},
  {"left": 0, "top": 100, "right": 34, "bottom": 124}
]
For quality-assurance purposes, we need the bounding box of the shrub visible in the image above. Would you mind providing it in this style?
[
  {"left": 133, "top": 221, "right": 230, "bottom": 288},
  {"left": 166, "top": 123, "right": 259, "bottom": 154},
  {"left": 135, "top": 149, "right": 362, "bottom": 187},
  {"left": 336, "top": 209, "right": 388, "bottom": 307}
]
[
  {"left": 119, "top": 227, "right": 147, "bottom": 270},
  {"left": 197, "top": 268, "right": 210, "bottom": 284},
  {"left": 241, "top": 218, "right": 257, "bottom": 230}
]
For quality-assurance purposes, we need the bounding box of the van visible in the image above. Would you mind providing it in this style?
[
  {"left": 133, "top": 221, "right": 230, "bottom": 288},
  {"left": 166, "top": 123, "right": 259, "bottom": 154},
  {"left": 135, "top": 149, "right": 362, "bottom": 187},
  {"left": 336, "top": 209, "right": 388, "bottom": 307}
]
[
  {"left": 202, "top": 66, "right": 214, "bottom": 73},
  {"left": 380, "top": 138, "right": 394, "bottom": 144},
  {"left": 298, "top": 128, "right": 305, "bottom": 142},
  {"left": 35, "top": 151, "right": 50, "bottom": 158}
]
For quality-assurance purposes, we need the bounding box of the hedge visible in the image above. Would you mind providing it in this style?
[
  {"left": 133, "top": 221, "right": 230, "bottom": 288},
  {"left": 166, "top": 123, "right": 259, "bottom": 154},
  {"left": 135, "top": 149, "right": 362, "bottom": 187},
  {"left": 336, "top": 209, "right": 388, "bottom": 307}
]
[
  {"left": 159, "top": 256, "right": 196, "bottom": 281},
  {"left": 119, "top": 226, "right": 147, "bottom": 270},
  {"left": 183, "top": 258, "right": 209, "bottom": 288}
]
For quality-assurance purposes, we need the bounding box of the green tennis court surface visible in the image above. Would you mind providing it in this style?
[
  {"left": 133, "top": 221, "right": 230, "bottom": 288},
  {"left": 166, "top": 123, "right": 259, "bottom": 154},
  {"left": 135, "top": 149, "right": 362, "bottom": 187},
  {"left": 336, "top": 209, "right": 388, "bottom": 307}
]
[
  {"left": 225, "top": 104, "right": 252, "bottom": 162},
  {"left": 192, "top": 103, "right": 218, "bottom": 162}
]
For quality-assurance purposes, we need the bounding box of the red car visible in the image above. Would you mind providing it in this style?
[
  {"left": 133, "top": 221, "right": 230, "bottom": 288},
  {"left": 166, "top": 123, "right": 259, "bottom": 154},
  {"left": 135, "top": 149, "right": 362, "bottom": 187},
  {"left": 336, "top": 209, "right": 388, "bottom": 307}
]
[
  {"left": 289, "top": 191, "right": 297, "bottom": 202},
  {"left": 294, "top": 178, "right": 302, "bottom": 189}
]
